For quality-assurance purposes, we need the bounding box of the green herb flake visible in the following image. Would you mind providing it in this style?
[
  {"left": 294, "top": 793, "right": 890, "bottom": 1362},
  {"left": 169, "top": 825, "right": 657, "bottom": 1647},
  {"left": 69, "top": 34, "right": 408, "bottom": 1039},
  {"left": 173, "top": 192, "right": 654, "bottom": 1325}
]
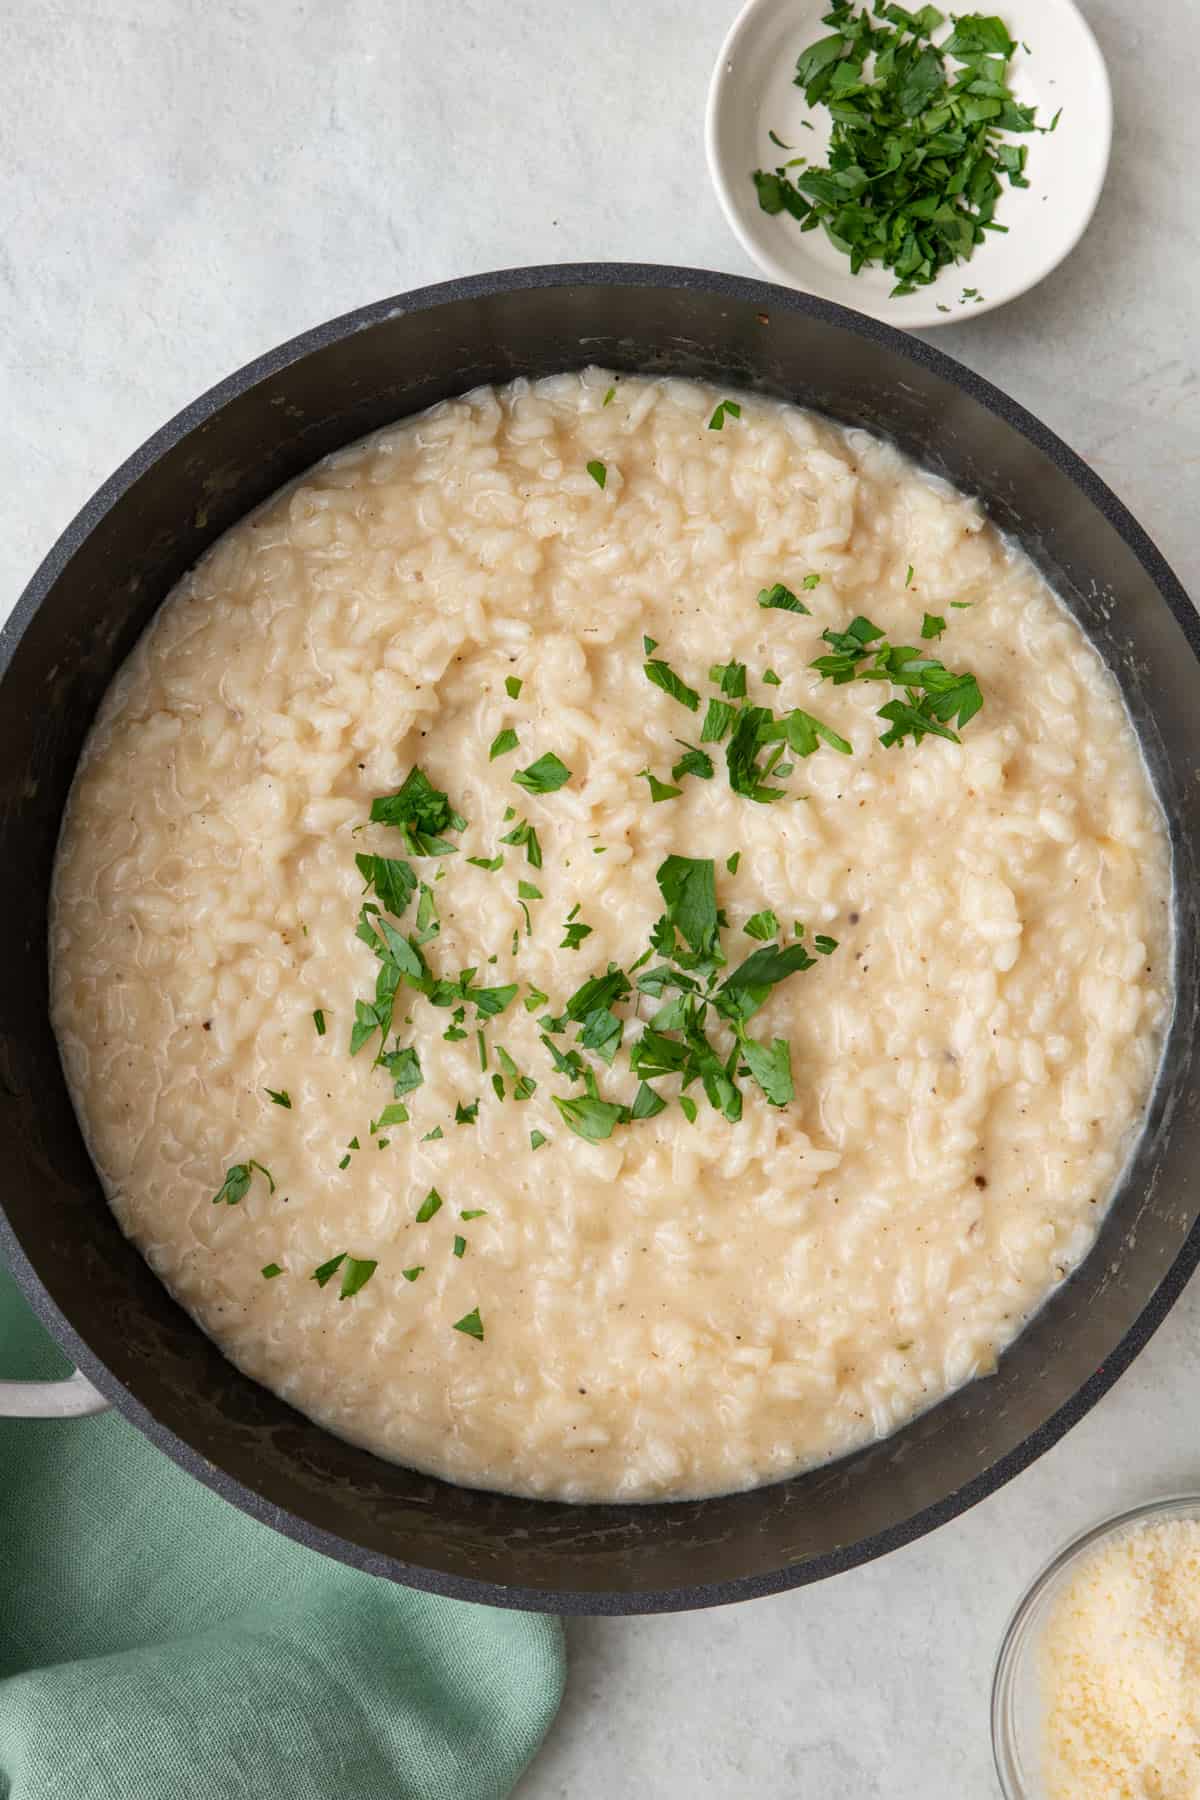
[
  {"left": 416, "top": 1189, "right": 443, "bottom": 1223},
  {"left": 455, "top": 1099, "right": 480, "bottom": 1126},
  {"left": 743, "top": 909, "right": 779, "bottom": 942},
  {"left": 453, "top": 1308, "right": 485, "bottom": 1341},
  {"left": 264, "top": 1088, "right": 292, "bottom": 1109},
  {"left": 261, "top": 1262, "right": 283, "bottom": 1279},
  {"left": 639, "top": 769, "right": 683, "bottom": 803},
  {"left": 560, "top": 917, "right": 594, "bottom": 950},
  {"left": 530, "top": 1129, "right": 548, "bottom": 1150},
  {"left": 762, "top": 669, "right": 782, "bottom": 686},
  {"left": 921, "top": 612, "right": 947, "bottom": 640},
  {"left": 505, "top": 675, "right": 523, "bottom": 699},
  {"left": 709, "top": 660, "right": 748, "bottom": 699},
  {"left": 499, "top": 818, "right": 543, "bottom": 869},
  {"left": 586, "top": 459, "right": 607, "bottom": 490},
  {"left": 369, "top": 767, "right": 466, "bottom": 857},
  {"left": 757, "top": 582, "right": 811, "bottom": 615},
  {"left": 312, "top": 1253, "right": 346, "bottom": 1289},
  {"left": 679, "top": 1096, "right": 698, "bottom": 1124},
  {"left": 489, "top": 728, "right": 519, "bottom": 761},
  {"left": 802, "top": 574, "right": 821, "bottom": 592},
  {"left": 603, "top": 385, "right": 616, "bottom": 406},
  {"left": 460, "top": 1208, "right": 487, "bottom": 1220},
  {"left": 453, "top": 1234, "right": 467, "bottom": 1258},
  {"left": 726, "top": 851, "right": 741, "bottom": 874},
  {"left": 212, "top": 1160, "right": 274, "bottom": 1206},
  {"left": 312, "top": 1009, "right": 327, "bottom": 1036},
  {"left": 421, "top": 1126, "right": 444, "bottom": 1142},
  {"left": 402, "top": 1265, "right": 424, "bottom": 1282},
  {"left": 644, "top": 659, "right": 701, "bottom": 712},
  {"left": 338, "top": 1153, "right": 351, "bottom": 1170},
  {"left": 518, "top": 880, "right": 543, "bottom": 900},
  {"left": 950, "top": 600, "right": 973, "bottom": 608},
  {"left": 339, "top": 1257, "right": 378, "bottom": 1300},
  {"left": 708, "top": 400, "right": 742, "bottom": 430},
  {"left": 553, "top": 1093, "right": 627, "bottom": 1142},
  {"left": 512, "top": 752, "right": 571, "bottom": 794},
  {"left": 467, "top": 854, "right": 504, "bottom": 872}
]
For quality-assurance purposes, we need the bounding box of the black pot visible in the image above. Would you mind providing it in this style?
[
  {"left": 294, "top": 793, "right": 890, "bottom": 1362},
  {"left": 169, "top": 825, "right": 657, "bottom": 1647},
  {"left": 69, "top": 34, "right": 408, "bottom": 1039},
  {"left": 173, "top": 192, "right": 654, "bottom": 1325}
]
[{"left": 2, "top": 265, "right": 1197, "bottom": 1616}]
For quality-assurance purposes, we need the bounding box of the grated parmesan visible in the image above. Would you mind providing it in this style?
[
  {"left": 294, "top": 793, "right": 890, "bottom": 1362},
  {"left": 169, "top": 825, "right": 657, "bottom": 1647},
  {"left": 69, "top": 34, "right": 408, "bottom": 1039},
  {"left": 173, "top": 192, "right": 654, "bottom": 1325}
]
[{"left": 1042, "top": 1517, "right": 1200, "bottom": 1799}]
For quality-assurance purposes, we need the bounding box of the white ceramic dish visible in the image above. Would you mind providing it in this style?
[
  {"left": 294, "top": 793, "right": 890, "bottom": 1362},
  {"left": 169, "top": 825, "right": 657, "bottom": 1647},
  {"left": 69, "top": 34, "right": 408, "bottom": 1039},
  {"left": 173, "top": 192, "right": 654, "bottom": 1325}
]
[
  {"left": 990, "top": 1494, "right": 1200, "bottom": 1799},
  {"left": 706, "top": 0, "right": 1112, "bottom": 328}
]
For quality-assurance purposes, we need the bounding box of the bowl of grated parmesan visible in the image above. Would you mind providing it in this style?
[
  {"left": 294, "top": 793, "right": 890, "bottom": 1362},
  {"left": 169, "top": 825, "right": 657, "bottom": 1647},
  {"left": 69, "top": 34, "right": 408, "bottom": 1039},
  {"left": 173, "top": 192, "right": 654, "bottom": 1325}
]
[{"left": 992, "top": 1494, "right": 1200, "bottom": 1799}]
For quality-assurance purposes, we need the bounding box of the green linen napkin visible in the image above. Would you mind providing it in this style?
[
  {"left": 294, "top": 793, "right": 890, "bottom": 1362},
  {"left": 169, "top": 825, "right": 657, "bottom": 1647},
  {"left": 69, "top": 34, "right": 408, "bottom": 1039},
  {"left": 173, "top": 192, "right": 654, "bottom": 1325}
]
[{"left": 0, "top": 1264, "right": 564, "bottom": 1800}]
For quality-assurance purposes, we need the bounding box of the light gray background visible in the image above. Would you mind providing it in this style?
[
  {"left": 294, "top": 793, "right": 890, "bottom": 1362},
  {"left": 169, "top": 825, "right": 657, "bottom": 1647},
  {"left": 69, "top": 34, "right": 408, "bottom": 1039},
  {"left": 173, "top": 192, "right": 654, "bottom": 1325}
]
[{"left": 3, "top": 2, "right": 1197, "bottom": 1794}]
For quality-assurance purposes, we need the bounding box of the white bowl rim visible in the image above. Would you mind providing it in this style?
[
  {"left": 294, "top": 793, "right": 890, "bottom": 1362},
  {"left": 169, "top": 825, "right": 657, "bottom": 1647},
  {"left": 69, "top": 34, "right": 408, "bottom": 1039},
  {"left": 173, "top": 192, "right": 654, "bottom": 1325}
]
[{"left": 704, "top": 0, "right": 1114, "bottom": 330}]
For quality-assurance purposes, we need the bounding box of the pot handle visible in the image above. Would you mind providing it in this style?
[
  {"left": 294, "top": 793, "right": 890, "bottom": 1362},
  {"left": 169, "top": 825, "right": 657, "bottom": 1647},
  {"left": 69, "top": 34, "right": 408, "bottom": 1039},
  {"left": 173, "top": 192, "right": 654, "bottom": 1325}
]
[{"left": 0, "top": 1369, "right": 110, "bottom": 1418}]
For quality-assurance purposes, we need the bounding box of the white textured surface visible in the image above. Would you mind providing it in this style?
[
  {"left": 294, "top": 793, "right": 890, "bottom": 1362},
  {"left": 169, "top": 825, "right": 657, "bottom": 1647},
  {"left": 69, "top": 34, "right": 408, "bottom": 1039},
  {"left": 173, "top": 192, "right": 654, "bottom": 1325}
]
[{"left": 1, "top": 1, "right": 1197, "bottom": 1795}]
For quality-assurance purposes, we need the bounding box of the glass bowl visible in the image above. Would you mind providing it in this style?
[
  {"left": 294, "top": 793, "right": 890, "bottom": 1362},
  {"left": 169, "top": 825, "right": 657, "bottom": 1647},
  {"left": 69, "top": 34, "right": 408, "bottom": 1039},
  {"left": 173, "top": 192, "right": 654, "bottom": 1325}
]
[{"left": 991, "top": 1493, "right": 1200, "bottom": 1797}]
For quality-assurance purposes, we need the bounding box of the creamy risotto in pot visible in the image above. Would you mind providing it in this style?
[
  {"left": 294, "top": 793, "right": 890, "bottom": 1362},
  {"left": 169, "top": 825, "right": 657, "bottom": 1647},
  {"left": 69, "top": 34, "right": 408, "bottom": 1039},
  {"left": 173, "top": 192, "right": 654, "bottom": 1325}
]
[{"left": 51, "top": 371, "right": 1171, "bottom": 1502}]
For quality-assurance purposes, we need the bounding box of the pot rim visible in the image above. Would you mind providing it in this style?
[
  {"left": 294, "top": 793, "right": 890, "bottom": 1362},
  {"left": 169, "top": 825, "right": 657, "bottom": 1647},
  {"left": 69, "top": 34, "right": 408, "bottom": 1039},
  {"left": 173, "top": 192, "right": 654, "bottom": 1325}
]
[{"left": 4, "top": 262, "right": 1198, "bottom": 1615}]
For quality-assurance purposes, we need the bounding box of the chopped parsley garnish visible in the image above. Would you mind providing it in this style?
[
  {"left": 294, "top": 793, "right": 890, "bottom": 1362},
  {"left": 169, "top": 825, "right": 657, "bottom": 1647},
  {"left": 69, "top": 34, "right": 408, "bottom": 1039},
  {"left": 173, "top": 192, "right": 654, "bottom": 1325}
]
[
  {"left": 639, "top": 769, "right": 682, "bottom": 803},
  {"left": 421, "top": 1126, "right": 444, "bottom": 1142},
  {"left": 726, "top": 851, "right": 741, "bottom": 874},
  {"left": 467, "top": 853, "right": 504, "bottom": 871},
  {"left": 921, "top": 612, "right": 947, "bottom": 639},
  {"left": 261, "top": 1262, "right": 283, "bottom": 1279},
  {"left": 338, "top": 1154, "right": 351, "bottom": 1170},
  {"left": 518, "top": 880, "right": 542, "bottom": 901},
  {"left": 811, "top": 615, "right": 983, "bottom": 743},
  {"left": 369, "top": 767, "right": 466, "bottom": 857},
  {"left": 701, "top": 698, "right": 737, "bottom": 743},
  {"left": 489, "top": 728, "right": 519, "bottom": 761},
  {"left": 671, "top": 743, "right": 714, "bottom": 782},
  {"left": 743, "top": 909, "right": 779, "bottom": 941},
  {"left": 477, "top": 1028, "right": 488, "bottom": 1071},
  {"left": 312, "top": 1253, "right": 346, "bottom": 1288},
  {"left": 530, "top": 1129, "right": 548, "bottom": 1150},
  {"left": 643, "top": 634, "right": 658, "bottom": 655},
  {"left": 710, "top": 660, "right": 748, "bottom": 699},
  {"left": 355, "top": 852, "right": 418, "bottom": 917},
  {"left": 644, "top": 658, "right": 701, "bottom": 712},
  {"left": 499, "top": 817, "right": 543, "bottom": 868},
  {"left": 586, "top": 459, "right": 607, "bottom": 489},
  {"left": 603, "top": 386, "right": 616, "bottom": 406},
  {"left": 453, "top": 1308, "right": 485, "bottom": 1341},
  {"left": 212, "top": 1160, "right": 274, "bottom": 1206},
  {"left": 553, "top": 1093, "right": 627, "bottom": 1141},
  {"left": 802, "top": 573, "right": 821, "bottom": 591},
  {"left": 339, "top": 1257, "right": 378, "bottom": 1299},
  {"left": 402, "top": 1266, "right": 424, "bottom": 1282},
  {"left": 905, "top": 564, "right": 915, "bottom": 587},
  {"left": 371, "top": 1102, "right": 410, "bottom": 1132},
  {"left": 708, "top": 399, "right": 742, "bottom": 430},
  {"left": 505, "top": 674, "right": 523, "bottom": 699},
  {"left": 752, "top": 4, "right": 1049, "bottom": 295},
  {"left": 453, "top": 1235, "right": 467, "bottom": 1258},
  {"left": 312, "top": 1009, "right": 327, "bottom": 1036},
  {"left": 560, "top": 914, "right": 594, "bottom": 950},
  {"left": 416, "top": 1188, "right": 443, "bottom": 1222},
  {"left": 950, "top": 600, "right": 973, "bottom": 608},
  {"left": 455, "top": 1099, "right": 480, "bottom": 1125},
  {"left": 679, "top": 1095, "right": 698, "bottom": 1123},
  {"left": 762, "top": 669, "right": 782, "bottom": 686},
  {"left": 757, "top": 582, "right": 811, "bottom": 614},
  {"left": 513, "top": 752, "right": 571, "bottom": 794},
  {"left": 461, "top": 1208, "right": 487, "bottom": 1220},
  {"left": 264, "top": 1088, "right": 292, "bottom": 1109}
]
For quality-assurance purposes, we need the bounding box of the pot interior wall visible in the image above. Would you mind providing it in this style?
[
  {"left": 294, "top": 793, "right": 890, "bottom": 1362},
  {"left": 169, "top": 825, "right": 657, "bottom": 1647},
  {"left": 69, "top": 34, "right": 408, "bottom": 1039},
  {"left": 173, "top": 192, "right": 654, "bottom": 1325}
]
[{"left": 2, "top": 269, "right": 1198, "bottom": 1612}]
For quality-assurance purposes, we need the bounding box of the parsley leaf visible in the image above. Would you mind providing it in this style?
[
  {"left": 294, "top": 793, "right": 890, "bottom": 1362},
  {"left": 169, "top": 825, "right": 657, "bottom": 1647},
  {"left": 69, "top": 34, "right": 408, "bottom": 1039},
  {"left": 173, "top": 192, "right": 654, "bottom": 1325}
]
[
  {"left": 708, "top": 400, "right": 742, "bottom": 430},
  {"left": 455, "top": 1099, "right": 480, "bottom": 1125},
  {"left": 264, "top": 1088, "right": 291, "bottom": 1109},
  {"left": 639, "top": 769, "right": 682, "bottom": 803},
  {"left": 743, "top": 909, "right": 779, "bottom": 941},
  {"left": 416, "top": 1188, "right": 443, "bottom": 1222},
  {"left": 513, "top": 751, "right": 571, "bottom": 794},
  {"left": 453, "top": 1308, "right": 485, "bottom": 1341},
  {"left": 757, "top": 582, "right": 811, "bottom": 614},
  {"left": 530, "top": 1129, "right": 548, "bottom": 1150},
  {"left": 741, "top": 1037, "right": 795, "bottom": 1107},
  {"left": 657, "top": 855, "right": 721, "bottom": 961},
  {"left": 339, "top": 1257, "right": 377, "bottom": 1300},
  {"left": 312, "top": 1253, "right": 346, "bottom": 1288},
  {"left": 553, "top": 1093, "right": 627, "bottom": 1141},
  {"left": 505, "top": 675, "right": 523, "bottom": 698},
  {"left": 671, "top": 742, "right": 715, "bottom": 782},
  {"left": 261, "top": 1262, "right": 282, "bottom": 1279},
  {"left": 586, "top": 460, "right": 607, "bottom": 489},
  {"left": 355, "top": 852, "right": 418, "bottom": 917},
  {"left": 489, "top": 728, "right": 519, "bottom": 761},
  {"left": 312, "top": 1008, "right": 327, "bottom": 1036},
  {"left": 499, "top": 818, "right": 543, "bottom": 868},
  {"left": 921, "top": 612, "right": 947, "bottom": 640},
  {"left": 212, "top": 1160, "right": 274, "bottom": 1206},
  {"left": 369, "top": 768, "right": 466, "bottom": 856},
  {"left": 644, "top": 659, "right": 701, "bottom": 712}
]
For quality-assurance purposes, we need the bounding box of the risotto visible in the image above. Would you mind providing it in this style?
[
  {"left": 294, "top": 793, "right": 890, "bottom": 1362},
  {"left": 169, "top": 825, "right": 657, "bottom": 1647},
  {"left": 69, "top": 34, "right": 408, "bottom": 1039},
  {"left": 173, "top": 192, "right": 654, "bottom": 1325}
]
[{"left": 49, "top": 370, "right": 1171, "bottom": 1502}]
